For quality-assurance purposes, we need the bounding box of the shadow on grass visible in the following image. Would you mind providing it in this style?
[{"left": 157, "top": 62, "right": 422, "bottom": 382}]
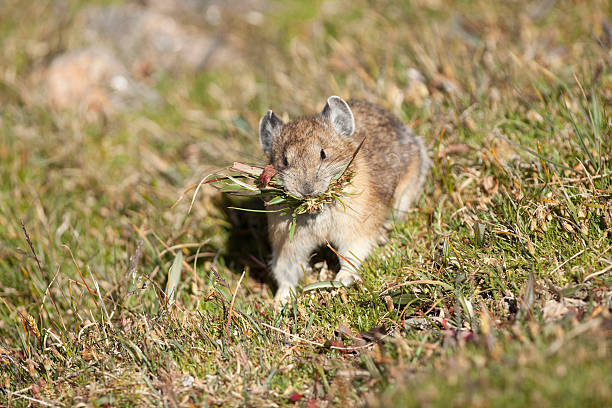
[{"left": 216, "top": 194, "right": 273, "bottom": 287}]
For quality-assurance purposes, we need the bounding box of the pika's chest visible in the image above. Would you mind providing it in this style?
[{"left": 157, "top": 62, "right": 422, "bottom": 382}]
[{"left": 297, "top": 205, "right": 336, "bottom": 230}]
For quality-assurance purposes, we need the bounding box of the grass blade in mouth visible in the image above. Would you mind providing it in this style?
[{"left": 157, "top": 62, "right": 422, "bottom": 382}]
[{"left": 332, "top": 137, "right": 366, "bottom": 182}]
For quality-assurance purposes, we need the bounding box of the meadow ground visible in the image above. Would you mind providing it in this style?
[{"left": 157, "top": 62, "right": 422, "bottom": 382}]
[{"left": 0, "top": 0, "right": 611, "bottom": 406}]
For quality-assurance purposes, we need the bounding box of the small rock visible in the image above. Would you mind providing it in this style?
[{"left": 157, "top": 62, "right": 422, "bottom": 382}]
[
  {"left": 542, "top": 300, "right": 569, "bottom": 322},
  {"left": 406, "top": 68, "right": 424, "bottom": 82},
  {"left": 45, "top": 46, "right": 160, "bottom": 114},
  {"left": 526, "top": 109, "right": 544, "bottom": 123},
  {"left": 181, "top": 375, "right": 195, "bottom": 387},
  {"left": 46, "top": 47, "right": 121, "bottom": 113}
]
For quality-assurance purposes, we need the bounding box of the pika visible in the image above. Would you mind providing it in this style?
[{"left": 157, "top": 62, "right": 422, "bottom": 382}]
[{"left": 259, "top": 96, "right": 430, "bottom": 302}]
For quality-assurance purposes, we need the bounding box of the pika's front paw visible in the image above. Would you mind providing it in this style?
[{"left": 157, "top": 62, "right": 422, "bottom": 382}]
[
  {"left": 274, "top": 285, "right": 297, "bottom": 305},
  {"left": 335, "top": 270, "right": 361, "bottom": 287}
]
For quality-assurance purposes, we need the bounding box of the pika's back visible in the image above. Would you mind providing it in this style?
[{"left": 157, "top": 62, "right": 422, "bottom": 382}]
[{"left": 348, "top": 99, "right": 424, "bottom": 204}]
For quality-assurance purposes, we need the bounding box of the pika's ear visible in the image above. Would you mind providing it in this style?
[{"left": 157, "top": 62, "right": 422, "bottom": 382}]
[
  {"left": 322, "top": 96, "right": 355, "bottom": 137},
  {"left": 259, "top": 110, "right": 283, "bottom": 156}
]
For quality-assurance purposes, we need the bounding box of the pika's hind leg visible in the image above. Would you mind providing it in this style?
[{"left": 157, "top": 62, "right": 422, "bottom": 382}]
[
  {"left": 392, "top": 169, "right": 420, "bottom": 219},
  {"left": 392, "top": 131, "right": 430, "bottom": 220}
]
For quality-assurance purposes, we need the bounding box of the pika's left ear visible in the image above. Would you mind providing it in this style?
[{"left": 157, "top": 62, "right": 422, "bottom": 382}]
[
  {"left": 322, "top": 96, "right": 355, "bottom": 137},
  {"left": 259, "top": 110, "right": 283, "bottom": 157}
]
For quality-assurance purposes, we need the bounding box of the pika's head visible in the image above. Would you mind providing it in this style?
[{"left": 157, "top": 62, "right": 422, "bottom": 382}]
[{"left": 259, "top": 96, "right": 357, "bottom": 198}]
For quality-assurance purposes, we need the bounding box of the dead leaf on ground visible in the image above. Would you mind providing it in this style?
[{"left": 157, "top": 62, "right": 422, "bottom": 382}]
[
  {"left": 438, "top": 143, "right": 473, "bottom": 158},
  {"left": 482, "top": 176, "right": 498, "bottom": 194},
  {"left": 360, "top": 326, "right": 387, "bottom": 343},
  {"left": 337, "top": 324, "right": 367, "bottom": 346}
]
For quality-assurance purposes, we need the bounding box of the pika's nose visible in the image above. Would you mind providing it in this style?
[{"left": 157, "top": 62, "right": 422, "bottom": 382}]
[{"left": 299, "top": 182, "right": 315, "bottom": 197}]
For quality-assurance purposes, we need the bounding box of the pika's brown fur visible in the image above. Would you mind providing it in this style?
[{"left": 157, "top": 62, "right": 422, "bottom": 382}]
[{"left": 259, "top": 96, "right": 429, "bottom": 302}]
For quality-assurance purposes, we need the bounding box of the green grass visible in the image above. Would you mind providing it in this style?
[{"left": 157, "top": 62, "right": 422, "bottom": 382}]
[{"left": 1, "top": 0, "right": 611, "bottom": 406}]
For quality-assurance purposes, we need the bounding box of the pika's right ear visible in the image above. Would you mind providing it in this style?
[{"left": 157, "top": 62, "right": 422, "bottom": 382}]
[
  {"left": 259, "top": 110, "right": 283, "bottom": 156},
  {"left": 322, "top": 96, "right": 355, "bottom": 138}
]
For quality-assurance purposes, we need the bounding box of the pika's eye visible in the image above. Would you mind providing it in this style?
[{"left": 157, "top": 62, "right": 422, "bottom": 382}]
[
  {"left": 282, "top": 155, "right": 289, "bottom": 166},
  {"left": 320, "top": 149, "right": 326, "bottom": 160}
]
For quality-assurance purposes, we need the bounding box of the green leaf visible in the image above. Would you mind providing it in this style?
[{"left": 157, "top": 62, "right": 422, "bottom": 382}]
[
  {"left": 288, "top": 213, "right": 297, "bottom": 242},
  {"left": 268, "top": 196, "right": 287, "bottom": 205},
  {"left": 226, "top": 175, "right": 259, "bottom": 191},
  {"left": 335, "top": 195, "right": 347, "bottom": 211},
  {"left": 227, "top": 206, "right": 281, "bottom": 213},
  {"left": 166, "top": 251, "right": 183, "bottom": 305},
  {"left": 302, "top": 281, "right": 345, "bottom": 291}
]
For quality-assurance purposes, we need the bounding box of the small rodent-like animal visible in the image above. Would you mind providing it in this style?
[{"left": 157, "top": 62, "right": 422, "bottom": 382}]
[{"left": 259, "top": 96, "right": 430, "bottom": 302}]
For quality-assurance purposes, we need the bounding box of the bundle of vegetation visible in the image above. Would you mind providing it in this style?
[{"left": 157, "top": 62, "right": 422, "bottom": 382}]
[{"left": 189, "top": 139, "right": 363, "bottom": 240}]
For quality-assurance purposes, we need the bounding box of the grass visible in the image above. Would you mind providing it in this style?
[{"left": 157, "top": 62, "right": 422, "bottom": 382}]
[{"left": 0, "top": 0, "right": 611, "bottom": 406}]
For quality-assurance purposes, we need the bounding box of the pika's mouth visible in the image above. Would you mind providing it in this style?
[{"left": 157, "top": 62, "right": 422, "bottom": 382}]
[{"left": 292, "top": 185, "right": 326, "bottom": 199}]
